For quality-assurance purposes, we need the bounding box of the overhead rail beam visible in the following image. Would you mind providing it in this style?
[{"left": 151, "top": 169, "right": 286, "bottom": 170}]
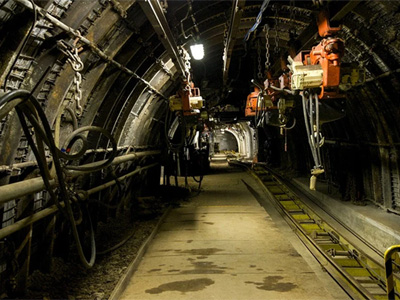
[
  {"left": 223, "top": 0, "right": 245, "bottom": 85},
  {"left": 13, "top": 0, "right": 167, "bottom": 99},
  {"left": 140, "top": 0, "right": 187, "bottom": 79},
  {"left": 272, "top": 1, "right": 361, "bottom": 76}
]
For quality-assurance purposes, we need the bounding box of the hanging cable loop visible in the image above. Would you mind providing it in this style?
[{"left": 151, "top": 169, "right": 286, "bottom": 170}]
[
  {"left": 302, "top": 91, "right": 324, "bottom": 173},
  {"left": 0, "top": 89, "right": 121, "bottom": 268}
]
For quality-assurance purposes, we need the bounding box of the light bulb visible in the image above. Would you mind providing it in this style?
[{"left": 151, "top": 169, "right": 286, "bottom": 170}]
[{"left": 190, "top": 43, "right": 204, "bottom": 60}]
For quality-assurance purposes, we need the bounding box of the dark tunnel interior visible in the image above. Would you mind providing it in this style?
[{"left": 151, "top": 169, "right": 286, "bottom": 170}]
[{"left": 0, "top": 0, "right": 400, "bottom": 297}]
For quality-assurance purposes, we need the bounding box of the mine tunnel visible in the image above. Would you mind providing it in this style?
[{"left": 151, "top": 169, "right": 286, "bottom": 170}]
[{"left": 0, "top": 0, "right": 400, "bottom": 299}]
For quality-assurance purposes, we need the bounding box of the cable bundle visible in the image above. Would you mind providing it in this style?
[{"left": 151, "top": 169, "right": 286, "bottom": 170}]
[
  {"left": 0, "top": 89, "right": 118, "bottom": 268},
  {"left": 243, "top": 0, "right": 271, "bottom": 42}
]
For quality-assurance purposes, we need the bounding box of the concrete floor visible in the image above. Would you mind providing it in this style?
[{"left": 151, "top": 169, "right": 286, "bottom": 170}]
[{"left": 120, "top": 162, "right": 349, "bottom": 300}]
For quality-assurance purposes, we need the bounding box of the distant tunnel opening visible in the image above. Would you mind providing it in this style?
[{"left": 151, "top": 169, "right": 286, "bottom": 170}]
[{"left": 214, "top": 130, "right": 238, "bottom": 153}]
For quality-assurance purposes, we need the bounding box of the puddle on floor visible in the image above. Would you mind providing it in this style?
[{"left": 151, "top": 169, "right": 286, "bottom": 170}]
[
  {"left": 145, "top": 278, "right": 215, "bottom": 294},
  {"left": 245, "top": 276, "right": 297, "bottom": 292}
]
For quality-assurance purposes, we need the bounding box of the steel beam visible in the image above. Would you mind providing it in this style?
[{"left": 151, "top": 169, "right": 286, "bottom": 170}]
[
  {"left": 13, "top": 0, "right": 167, "bottom": 99},
  {"left": 273, "top": 1, "right": 361, "bottom": 76},
  {"left": 222, "top": 0, "right": 245, "bottom": 85},
  {"left": 140, "top": 0, "right": 187, "bottom": 79}
]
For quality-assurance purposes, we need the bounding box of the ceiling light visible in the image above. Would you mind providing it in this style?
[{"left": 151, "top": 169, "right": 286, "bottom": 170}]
[{"left": 190, "top": 43, "right": 204, "bottom": 60}]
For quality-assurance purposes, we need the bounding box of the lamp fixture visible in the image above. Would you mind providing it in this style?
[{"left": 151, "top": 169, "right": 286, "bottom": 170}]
[{"left": 190, "top": 43, "right": 204, "bottom": 60}]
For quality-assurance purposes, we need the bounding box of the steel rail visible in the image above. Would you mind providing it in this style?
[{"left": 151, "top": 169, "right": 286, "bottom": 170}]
[
  {"left": 222, "top": 0, "right": 245, "bottom": 85},
  {"left": 0, "top": 150, "right": 161, "bottom": 204},
  {"left": 139, "top": 0, "right": 187, "bottom": 79},
  {"left": 0, "top": 162, "right": 159, "bottom": 240},
  {"left": 13, "top": 0, "right": 168, "bottom": 99},
  {"left": 248, "top": 164, "right": 399, "bottom": 300}
]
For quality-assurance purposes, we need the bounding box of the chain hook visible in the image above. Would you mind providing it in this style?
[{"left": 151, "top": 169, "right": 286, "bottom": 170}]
[
  {"left": 57, "top": 38, "right": 84, "bottom": 115},
  {"left": 257, "top": 40, "right": 263, "bottom": 79},
  {"left": 264, "top": 24, "right": 271, "bottom": 72},
  {"left": 273, "top": 5, "right": 280, "bottom": 55}
]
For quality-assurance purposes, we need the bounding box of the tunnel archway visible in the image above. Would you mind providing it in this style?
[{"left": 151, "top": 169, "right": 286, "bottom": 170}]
[{"left": 0, "top": 0, "right": 400, "bottom": 296}]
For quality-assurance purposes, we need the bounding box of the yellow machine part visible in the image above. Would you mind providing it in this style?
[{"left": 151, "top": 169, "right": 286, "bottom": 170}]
[
  {"left": 169, "top": 95, "right": 183, "bottom": 111},
  {"left": 169, "top": 95, "right": 204, "bottom": 112}
]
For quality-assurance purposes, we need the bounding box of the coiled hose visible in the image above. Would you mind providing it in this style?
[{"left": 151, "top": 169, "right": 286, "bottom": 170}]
[{"left": 0, "top": 89, "right": 118, "bottom": 268}]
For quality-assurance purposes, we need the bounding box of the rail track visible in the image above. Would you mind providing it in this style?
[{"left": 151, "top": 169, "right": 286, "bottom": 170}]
[{"left": 250, "top": 163, "right": 399, "bottom": 300}]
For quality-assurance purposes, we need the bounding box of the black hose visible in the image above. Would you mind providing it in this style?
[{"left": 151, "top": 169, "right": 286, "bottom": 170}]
[
  {"left": 64, "top": 106, "right": 78, "bottom": 130},
  {"left": 62, "top": 126, "right": 117, "bottom": 171},
  {"left": 164, "top": 109, "right": 186, "bottom": 152},
  {"left": 0, "top": 89, "right": 120, "bottom": 268}
]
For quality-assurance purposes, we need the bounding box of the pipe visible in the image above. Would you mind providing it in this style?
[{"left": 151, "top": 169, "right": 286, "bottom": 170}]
[
  {"left": 0, "top": 163, "right": 159, "bottom": 240},
  {"left": 83, "top": 163, "right": 158, "bottom": 196},
  {"left": 0, "top": 204, "right": 60, "bottom": 240},
  {"left": 384, "top": 245, "right": 400, "bottom": 300},
  {"left": 13, "top": 0, "right": 167, "bottom": 99},
  {"left": 0, "top": 146, "right": 136, "bottom": 172},
  {"left": 67, "top": 150, "right": 161, "bottom": 177},
  {"left": 0, "top": 150, "right": 161, "bottom": 204},
  {"left": 0, "top": 177, "right": 57, "bottom": 204}
]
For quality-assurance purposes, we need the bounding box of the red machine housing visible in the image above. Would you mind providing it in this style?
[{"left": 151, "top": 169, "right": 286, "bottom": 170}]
[
  {"left": 245, "top": 87, "right": 260, "bottom": 117},
  {"left": 293, "top": 10, "right": 345, "bottom": 99},
  {"left": 245, "top": 87, "right": 273, "bottom": 117}
]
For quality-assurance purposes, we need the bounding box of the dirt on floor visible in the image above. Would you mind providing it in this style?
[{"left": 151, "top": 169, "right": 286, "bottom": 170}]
[{"left": 23, "top": 185, "right": 194, "bottom": 300}]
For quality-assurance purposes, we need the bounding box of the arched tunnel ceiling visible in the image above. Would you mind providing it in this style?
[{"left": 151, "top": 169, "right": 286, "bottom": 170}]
[
  {"left": 0, "top": 0, "right": 399, "bottom": 208},
  {"left": 2, "top": 2, "right": 400, "bottom": 295},
  {"left": 162, "top": 0, "right": 400, "bottom": 110}
]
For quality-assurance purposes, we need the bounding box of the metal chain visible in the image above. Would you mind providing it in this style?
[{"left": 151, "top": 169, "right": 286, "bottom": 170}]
[
  {"left": 274, "top": 6, "right": 280, "bottom": 55},
  {"left": 57, "top": 40, "right": 84, "bottom": 115},
  {"left": 289, "top": 0, "right": 296, "bottom": 34},
  {"left": 257, "top": 40, "right": 263, "bottom": 79},
  {"left": 180, "top": 47, "right": 191, "bottom": 90},
  {"left": 264, "top": 24, "right": 270, "bottom": 72},
  {"left": 289, "top": 0, "right": 295, "bottom": 23}
]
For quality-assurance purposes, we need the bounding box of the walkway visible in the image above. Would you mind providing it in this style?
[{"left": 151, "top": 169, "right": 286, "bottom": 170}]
[{"left": 120, "top": 162, "right": 349, "bottom": 299}]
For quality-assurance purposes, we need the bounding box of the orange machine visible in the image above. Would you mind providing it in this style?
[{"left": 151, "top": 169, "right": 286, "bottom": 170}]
[
  {"left": 290, "top": 10, "right": 345, "bottom": 99},
  {"left": 245, "top": 87, "right": 274, "bottom": 117},
  {"left": 169, "top": 81, "right": 204, "bottom": 116}
]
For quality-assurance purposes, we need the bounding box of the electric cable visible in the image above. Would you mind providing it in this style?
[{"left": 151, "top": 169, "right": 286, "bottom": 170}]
[
  {"left": 281, "top": 117, "right": 296, "bottom": 130},
  {"left": 0, "top": 89, "right": 121, "bottom": 268},
  {"left": 315, "top": 93, "right": 322, "bottom": 165},
  {"left": 96, "top": 227, "right": 137, "bottom": 255},
  {"left": 180, "top": 0, "right": 193, "bottom": 40},
  {"left": 243, "top": 0, "right": 271, "bottom": 42},
  {"left": 255, "top": 91, "right": 266, "bottom": 128},
  {"left": 302, "top": 91, "right": 323, "bottom": 171},
  {"left": 164, "top": 109, "right": 186, "bottom": 152},
  {"left": 61, "top": 126, "right": 117, "bottom": 171}
]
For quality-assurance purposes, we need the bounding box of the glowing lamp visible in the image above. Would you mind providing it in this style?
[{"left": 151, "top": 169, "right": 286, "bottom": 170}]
[{"left": 190, "top": 43, "right": 204, "bottom": 60}]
